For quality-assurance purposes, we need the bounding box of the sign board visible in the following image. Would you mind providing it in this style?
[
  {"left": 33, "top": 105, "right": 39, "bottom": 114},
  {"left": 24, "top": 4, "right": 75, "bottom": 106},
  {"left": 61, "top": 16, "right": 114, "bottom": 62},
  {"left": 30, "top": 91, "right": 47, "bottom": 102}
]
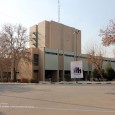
[{"left": 71, "top": 61, "right": 83, "bottom": 78}]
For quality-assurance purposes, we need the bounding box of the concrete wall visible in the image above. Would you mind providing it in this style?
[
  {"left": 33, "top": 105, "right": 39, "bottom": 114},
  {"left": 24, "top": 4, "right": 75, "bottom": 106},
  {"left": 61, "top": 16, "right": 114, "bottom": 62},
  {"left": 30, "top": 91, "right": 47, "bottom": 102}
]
[
  {"left": 45, "top": 48, "right": 58, "bottom": 70},
  {"left": 38, "top": 21, "right": 46, "bottom": 48},
  {"left": 38, "top": 47, "right": 45, "bottom": 81},
  {"left": 17, "top": 59, "right": 32, "bottom": 80},
  {"left": 17, "top": 48, "right": 33, "bottom": 80},
  {"left": 45, "top": 48, "right": 75, "bottom": 71},
  {"left": 64, "top": 51, "right": 74, "bottom": 70},
  {"left": 29, "top": 25, "right": 38, "bottom": 48},
  {"left": 30, "top": 20, "right": 81, "bottom": 54},
  {"left": 48, "top": 21, "right": 81, "bottom": 53},
  {"left": 49, "top": 21, "right": 62, "bottom": 50}
]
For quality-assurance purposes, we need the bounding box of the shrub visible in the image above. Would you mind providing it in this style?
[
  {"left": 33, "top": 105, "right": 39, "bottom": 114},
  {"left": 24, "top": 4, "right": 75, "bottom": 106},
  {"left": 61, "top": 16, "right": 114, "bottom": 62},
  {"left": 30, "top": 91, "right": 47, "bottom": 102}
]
[
  {"left": 21, "top": 78, "right": 29, "bottom": 83},
  {"left": 64, "top": 74, "right": 71, "bottom": 81},
  {"left": 30, "top": 78, "right": 38, "bottom": 83},
  {"left": 93, "top": 69, "right": 106, "bottom": 81},
  {"left": 106, "top": 67, "right": 115, "bottom": 81},
  {"left": 17, "top": 79, "right": 21, "bottom": 83},
  {"left": 93, "top": 69, "right": 98, "bottom": 79}
]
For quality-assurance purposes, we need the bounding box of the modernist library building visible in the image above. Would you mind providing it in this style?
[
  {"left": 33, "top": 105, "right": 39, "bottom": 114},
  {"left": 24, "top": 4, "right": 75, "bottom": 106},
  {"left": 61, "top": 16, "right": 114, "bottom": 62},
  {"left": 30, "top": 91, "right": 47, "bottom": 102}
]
[{"left": 17, "top": 20, "right": 115, "bottom": 82}]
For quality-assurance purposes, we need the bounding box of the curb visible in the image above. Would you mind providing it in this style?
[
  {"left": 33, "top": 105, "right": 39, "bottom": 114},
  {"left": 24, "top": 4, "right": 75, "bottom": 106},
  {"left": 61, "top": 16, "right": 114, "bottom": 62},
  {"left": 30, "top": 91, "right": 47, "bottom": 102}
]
[{"left": 0, "top": 82, "right": 114, "bottom": 85}]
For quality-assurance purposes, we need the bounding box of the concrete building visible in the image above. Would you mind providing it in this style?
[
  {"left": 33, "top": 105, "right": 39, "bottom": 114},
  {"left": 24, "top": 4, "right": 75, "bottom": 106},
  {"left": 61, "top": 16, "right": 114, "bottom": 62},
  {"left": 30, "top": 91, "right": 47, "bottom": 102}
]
[
  {"left": 23, "top": 20, "right": 114, "bottom": 82},
  {"left": 0, "top": 20, "right": 115, "bottom": 82},
  {"left": 29, "top": 20, "right": 81, "bottom": 81},
  {"left": 17, "top": 20, "right": 115, "bottom": 82}
]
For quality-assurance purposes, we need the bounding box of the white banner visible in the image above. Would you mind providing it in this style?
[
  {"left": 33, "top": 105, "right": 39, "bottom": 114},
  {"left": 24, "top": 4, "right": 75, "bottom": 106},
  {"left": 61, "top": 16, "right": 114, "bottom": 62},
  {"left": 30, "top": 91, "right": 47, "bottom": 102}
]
[{"left": 71, "top": 61, "right": 83, "bottom": 78}]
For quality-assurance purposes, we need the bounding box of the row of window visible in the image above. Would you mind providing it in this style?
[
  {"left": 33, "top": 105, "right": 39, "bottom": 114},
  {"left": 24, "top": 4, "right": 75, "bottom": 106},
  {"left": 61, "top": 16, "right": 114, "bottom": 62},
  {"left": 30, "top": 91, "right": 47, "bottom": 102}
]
[
  {"left": 33, "top": 53, "right": 74, "bottom": 66},
  {"left": 45, "top": 52, "right": 74, "bottom": 57},
  {"left": 33, "top": 53, "right": 115, "bottom": 66}
]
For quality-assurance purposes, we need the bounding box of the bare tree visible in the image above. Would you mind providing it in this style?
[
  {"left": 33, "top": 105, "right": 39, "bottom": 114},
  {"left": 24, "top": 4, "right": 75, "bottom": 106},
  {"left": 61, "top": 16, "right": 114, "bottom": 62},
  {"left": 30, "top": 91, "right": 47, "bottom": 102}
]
[
  {"left": 0, "top": 36, "right": 11, "bottom": 81},
  {"left": 86, "top": 45, "right": 105, "bottom": 80},
  {"left": 100, "top": 20, "right": 115, "bottom": 46},
  {"left": 0, "top": 58, "right": 11, "bottom": 82},
  {"left": 0, "top": 23, "right": 30, "bottom": 82},
  {"left": 0, "top": 58, "right": 6, "bottom": 81}
]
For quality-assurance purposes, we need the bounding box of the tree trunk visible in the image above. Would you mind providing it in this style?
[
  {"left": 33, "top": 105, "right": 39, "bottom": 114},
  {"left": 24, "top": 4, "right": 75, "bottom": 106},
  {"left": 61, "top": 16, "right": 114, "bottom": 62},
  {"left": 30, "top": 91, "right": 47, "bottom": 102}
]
[{"left": 13, "top": 67, "right": 17, "bottom": 82}]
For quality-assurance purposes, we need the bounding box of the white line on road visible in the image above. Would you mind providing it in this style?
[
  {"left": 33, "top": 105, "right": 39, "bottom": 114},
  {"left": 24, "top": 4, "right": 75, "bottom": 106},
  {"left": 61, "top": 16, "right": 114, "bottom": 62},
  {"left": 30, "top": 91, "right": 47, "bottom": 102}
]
[
  {"left": 0, "top": 103, "right": 8, "bottom": 105},
  {"left": 0, "top": 105, "right": 115, "bottom": 113}
]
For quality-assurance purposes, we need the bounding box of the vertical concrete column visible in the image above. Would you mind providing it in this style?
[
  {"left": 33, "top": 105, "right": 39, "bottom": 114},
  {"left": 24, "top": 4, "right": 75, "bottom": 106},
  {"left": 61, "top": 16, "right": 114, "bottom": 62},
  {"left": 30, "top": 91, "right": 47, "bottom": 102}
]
[
  {"left": 39, "top": 47, "right": 45, "bottom": 81},
  {"left": 43, "top": 47, "right": 45, "bottom": 81},
  {"left": 57, "top": 49, "right": 59, "bottom": 82},
  {"left": 62, "top": 51, "right": 65, "bottom": 81}
]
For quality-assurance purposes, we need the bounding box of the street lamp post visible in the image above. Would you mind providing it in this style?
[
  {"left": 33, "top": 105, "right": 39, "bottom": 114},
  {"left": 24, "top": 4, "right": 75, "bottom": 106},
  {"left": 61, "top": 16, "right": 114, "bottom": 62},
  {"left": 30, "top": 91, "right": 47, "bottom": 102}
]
[
  {"left": 73, "top": 30, "right": 80, "bottom": 61},
  {"left": 73, "top": 30, "right": 80, "bottom": 83}
]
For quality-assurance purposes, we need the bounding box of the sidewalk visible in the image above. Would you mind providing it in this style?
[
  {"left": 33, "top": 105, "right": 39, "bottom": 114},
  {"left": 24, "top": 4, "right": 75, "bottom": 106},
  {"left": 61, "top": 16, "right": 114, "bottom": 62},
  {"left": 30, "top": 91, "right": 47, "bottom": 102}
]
[
  {"left": 54, "top": 81, "right": 115, "bottom": 85},
  {"left": 0, "top": 81, "right": 115, "bottom": 85}
]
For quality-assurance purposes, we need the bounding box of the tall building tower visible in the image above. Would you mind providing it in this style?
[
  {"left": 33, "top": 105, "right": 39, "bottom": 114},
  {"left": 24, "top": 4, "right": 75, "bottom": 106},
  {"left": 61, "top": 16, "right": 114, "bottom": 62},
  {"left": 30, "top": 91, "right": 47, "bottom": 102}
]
[
  {"left": 29, "top": 20, "right": 81, "bottom": 81},
  {"left": 30, "top": 20, "right": 81, "bottom": 54}
]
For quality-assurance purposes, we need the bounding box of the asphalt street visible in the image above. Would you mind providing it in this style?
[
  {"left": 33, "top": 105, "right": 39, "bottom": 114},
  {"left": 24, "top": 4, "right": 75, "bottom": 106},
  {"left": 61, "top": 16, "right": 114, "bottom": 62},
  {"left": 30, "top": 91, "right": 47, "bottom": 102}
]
[{"left": 0, "top": 83, "right": 115, "bottom": 115}]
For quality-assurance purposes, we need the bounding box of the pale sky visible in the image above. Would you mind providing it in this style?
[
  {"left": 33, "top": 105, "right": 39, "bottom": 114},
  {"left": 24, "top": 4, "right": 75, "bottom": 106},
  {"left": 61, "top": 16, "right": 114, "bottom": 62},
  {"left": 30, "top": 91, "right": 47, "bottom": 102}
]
[{"left": 0, "top": 0, "right": 115, "bottom": 58}]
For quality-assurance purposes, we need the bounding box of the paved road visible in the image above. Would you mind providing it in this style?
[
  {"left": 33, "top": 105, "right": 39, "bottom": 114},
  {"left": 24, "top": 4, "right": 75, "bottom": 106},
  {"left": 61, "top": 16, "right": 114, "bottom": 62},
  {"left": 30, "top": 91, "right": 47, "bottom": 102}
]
[{"left": 0, "top": 83, "right": 115, "bottom": 115}]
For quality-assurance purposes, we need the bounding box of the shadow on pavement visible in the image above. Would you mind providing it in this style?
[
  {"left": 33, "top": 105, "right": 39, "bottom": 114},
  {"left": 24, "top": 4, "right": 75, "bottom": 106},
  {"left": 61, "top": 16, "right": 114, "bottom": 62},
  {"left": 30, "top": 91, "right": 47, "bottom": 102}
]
[
  {"left": 0, "top": 84, "right": 35, "bottom": 93},
  {"left": 0, "top": 112, "right": 4, "bottom": 115}
]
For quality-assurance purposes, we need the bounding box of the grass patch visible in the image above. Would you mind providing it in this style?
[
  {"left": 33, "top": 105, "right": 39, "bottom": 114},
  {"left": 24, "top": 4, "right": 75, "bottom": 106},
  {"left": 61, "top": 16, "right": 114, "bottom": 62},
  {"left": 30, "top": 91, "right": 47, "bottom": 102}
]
[
  {"left": 68, "top": 83, "right": 74, "bottom": 84},
  {"left": 77, "top": 83, "right": 82, "bottom": 84},
  {"left": 106, "top": 82, "right": 111, "bottom": 84},
  {"left": 96, "top": 83, "right": 102, "bottom": 84},
  {"left": 87, "top": 83, "right": 92, "bottom": 84},
  {"left": 42, "top": 83, "right": 47, "bottom": 84},
  {"left": 59, "top": 83, "right": 64, "bottom": 84}
]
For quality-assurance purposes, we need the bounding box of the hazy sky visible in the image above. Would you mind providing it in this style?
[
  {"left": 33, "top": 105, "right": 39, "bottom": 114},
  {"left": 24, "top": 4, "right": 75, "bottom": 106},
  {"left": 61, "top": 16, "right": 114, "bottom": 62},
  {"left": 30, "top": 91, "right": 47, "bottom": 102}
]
[{"left": 0, "top": 0, "right": 115, "bottom": 57}]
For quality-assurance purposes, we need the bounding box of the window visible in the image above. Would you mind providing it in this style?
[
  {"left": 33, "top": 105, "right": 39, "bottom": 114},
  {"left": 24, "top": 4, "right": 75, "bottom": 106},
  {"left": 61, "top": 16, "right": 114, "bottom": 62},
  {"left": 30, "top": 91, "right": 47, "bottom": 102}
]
[
  {"left": 33, "top": 54, "right": 39, "bottom": 66},
  {"left": 45, "top": 52, "right": 57, "bottom": 55},
  {"left": 64, "top": 54, "right": 74, "bottom": 57}
]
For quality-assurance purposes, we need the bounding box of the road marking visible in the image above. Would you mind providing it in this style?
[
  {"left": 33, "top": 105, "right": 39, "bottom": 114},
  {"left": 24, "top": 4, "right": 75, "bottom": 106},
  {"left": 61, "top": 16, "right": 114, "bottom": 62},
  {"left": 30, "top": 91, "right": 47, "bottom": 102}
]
[
  {"left": 0, "top": 103, "right": 8, "bottom": 105},
  {"left": 0, "top": 105, "right": 115, "bottom": 113}
]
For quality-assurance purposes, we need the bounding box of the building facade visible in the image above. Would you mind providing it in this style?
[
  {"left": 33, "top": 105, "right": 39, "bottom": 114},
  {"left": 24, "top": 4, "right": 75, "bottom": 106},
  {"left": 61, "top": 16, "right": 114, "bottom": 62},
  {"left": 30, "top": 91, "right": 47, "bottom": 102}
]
[
  {"left": 29, "top": 20, "right": 81, "bottom": 81},
  {"left": 24, "top": 21, "right": 114, "bottom": 81},
  {"left": 0, "top": 20, "right": 115, "bottom": 82},
  {"left": 17, "top": 20, "right": 115, "bottom": 82}
]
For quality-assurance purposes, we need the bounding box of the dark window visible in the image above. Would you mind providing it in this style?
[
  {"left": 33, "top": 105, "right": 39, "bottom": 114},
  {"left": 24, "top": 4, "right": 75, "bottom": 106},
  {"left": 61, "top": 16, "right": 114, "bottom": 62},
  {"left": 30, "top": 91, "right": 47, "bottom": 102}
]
[
  {"left": 45, "top": 52, "right": 57, "bottom": 55},
  {"left": 33, "top": 54, "right": 39, "bottom": 66},
  {"left": 64, "top": 54, "right": 74, "bottom": 57}
]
